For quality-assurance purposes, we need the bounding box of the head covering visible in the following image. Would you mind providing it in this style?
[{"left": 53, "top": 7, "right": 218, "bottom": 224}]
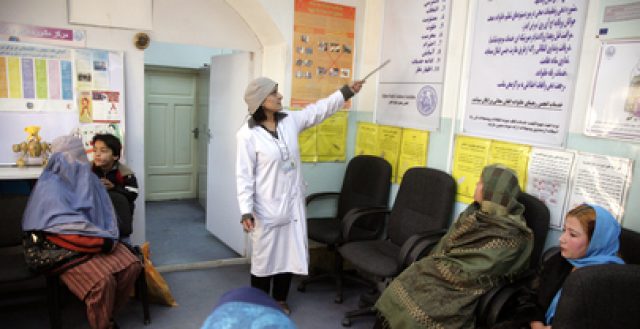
[
  {"left": 545, "top": 204, "right": 624, "bottom": 324},
  {"left": 51, "top": 134, "right": 89, "bottom": 163},
  {"left": 244, "top": 77, "right": 277, "bottom": 114},
  {"left": 201, "top": 287, "right": 296, "bottom": 329},
  {"left": 22, "top": 135, "right": 119, "bottom": 238},
  {"left": 480, "top": 164, "right": 521, "bottom": 210}
]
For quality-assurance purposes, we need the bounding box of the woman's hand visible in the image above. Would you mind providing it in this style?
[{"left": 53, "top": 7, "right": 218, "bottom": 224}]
[
  {"left": 350, "top": 80, "right": 365, "bottom": 94},
  {"left": 241, "top": 217, "right": 255, "bottom": 232},
  {"left": 530, "top": 321, "right": 550, "bottom": 329}
]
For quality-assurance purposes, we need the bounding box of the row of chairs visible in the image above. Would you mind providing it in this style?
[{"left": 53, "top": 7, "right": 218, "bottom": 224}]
[
  {"left": 0, "top": 192, "right": 150, "bottom": 329},
  {"left": 299, "top": 155, "right": 552, "bottom": 327}
]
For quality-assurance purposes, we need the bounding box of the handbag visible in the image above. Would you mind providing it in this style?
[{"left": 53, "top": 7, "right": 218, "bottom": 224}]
[{"left": 23, "top": 231, "right": 90, "bottom": 274}]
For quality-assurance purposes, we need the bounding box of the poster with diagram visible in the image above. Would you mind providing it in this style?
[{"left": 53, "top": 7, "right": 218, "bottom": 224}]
[
  {"left": 0, "top": 41, "right": 125, "bottom": 164},
  {"left": 585, "top": 40, "right": 640, "bottom": 141}
]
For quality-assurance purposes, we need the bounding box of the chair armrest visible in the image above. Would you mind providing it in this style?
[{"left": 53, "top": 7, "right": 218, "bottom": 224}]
[
  {"left": 305, "top": 192, "right": 340, "bottom": 205},
  {"left": 480, "top": 285, "right": 521, "bottom": 327},
  {"left": 397, "top": 229, "right": 447, "bottom": 270},
  {"left": 341, "top": 207, "right": 390, "bottom": 241}
]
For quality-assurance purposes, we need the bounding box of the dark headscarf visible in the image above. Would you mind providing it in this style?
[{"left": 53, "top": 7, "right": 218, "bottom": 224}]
[{"left": 481, "top": 164, "right": 522, "bottom": 213}]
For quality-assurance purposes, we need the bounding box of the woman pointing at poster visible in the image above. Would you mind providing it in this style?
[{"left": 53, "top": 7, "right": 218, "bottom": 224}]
[{"left": 236, "top": 77, "right": 363, "bottom": 314}]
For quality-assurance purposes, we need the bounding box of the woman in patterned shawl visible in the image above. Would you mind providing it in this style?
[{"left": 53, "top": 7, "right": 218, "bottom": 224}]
[{"left": 374, "top": 164, "right": 534, "bottom": 329}]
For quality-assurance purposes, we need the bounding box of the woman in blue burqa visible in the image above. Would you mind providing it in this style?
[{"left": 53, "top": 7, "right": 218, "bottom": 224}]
[{"left": 23, "top": 135, "right": 141, "bottom": 329}]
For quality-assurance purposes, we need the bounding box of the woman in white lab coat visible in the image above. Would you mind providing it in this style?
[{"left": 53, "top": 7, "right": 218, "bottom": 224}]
[{"left": 236, "top": 77, "right": 363, "bottom": 314}]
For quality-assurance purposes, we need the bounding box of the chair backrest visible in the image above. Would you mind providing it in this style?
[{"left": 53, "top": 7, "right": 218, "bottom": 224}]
[
  {"left": 517, "top": 192, "right": 550, "bottom": 268},
  {"left": 552, "top": 264, "right": 640, "bottom": 329},
  {"left": 336, "top": 155, "right": 391, "bottom": 223},
  {"left": 0, "top": 194, "right": 29, "bottom": 247},
  {"left": 620, "top": 228, "right": 640, "bottom": 265},
  {"left": 387, "top": 167, "right": 456, "bottom": 247}
]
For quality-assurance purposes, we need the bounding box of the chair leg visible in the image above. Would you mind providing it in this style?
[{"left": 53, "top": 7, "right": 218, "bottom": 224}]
[
  {"left": 131, "top": 245, "right": 151, "bottom": 325},
  {"left": 342, "top": 306, "right": 376, "bottom": 327},
  {"left": 335, "top": 253, "right": 344, "bottom": 304},
  {"left": 46, "top": 275, "right": 62, "bottom": 329}
]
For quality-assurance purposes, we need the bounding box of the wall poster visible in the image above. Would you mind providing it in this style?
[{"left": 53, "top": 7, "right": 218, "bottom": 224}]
[
  {"left": 375, "top": 0, "right": 452, "bottom": 130},
  {"left": 463, "top": 0, "right": 588, "bottom": 146},
  {"left": 585, "top": 40, "right": 640, "bottom": 141}
]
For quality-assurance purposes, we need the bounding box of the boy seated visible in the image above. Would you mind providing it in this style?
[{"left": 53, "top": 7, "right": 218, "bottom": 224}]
[{"left": 92, "top": 133, "right": 139, "bottom": 238}]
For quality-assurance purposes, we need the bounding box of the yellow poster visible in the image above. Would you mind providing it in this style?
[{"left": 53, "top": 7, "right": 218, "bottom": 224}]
[
  {"left": 317, "top": 111, "right": 348, "bottom": 162},
  {"left": 355, "top": 122, "right": 379, "bottom": 156},
  {"left": 488, "top": 140, "right": 531, "bottom": 189},
  {"left": 396, "top": 128, "right": 429, "bottom": 184},
  {"left": 378, "top": 125, "right": 402, "bottom": 180},
  {"left": 299, "top": 126, "right": 317, "bottom": 162},
  {"left": 292, "top": 0, "right": 355, "bottom": 109},
  {"left": 452, "top": 135, "right": 491, "bottom": 204}
]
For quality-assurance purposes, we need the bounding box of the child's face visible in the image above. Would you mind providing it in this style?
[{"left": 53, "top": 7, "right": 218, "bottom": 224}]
[{"left": 93, "top": 140, "right": 118, "bottom": 170}]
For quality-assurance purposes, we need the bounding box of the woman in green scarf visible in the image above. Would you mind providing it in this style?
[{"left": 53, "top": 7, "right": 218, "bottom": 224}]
[{"left": 374, "top": 164, "right": 534, "bottom": 329}]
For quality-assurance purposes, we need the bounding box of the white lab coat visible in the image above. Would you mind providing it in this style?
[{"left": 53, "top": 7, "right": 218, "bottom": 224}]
[{"left": 236, "top": 90, "right": 346, "bottom": 276}]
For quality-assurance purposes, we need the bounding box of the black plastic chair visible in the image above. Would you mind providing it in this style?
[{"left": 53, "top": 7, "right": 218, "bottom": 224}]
[
  {"left": 338, "top": 167, "right": 457, "bottom": 327},
  {"left": 298, "top": 155, "right": 392, "bottom": 303},
  {"left": 475, "top": 192, "right": 550, "bottom": 327},
  {"left": 0, "top": 194, "right": 61, "bottom": 329}
]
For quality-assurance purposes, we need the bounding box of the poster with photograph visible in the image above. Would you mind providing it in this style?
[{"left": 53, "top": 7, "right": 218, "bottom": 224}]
[
  {"left": 291, "top": 0, "right": 355, "bottom": 109},
  {"left": 585, "top": 40, "right": 640, "bottom": 141}
]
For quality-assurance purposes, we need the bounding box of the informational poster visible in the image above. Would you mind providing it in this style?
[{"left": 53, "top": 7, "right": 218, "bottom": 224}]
[
  {"left": 487, "top": 140, "right": 531, "bottom": 190},
  {"left": 0, "top": 42, "right": 74, "bottom": 111},
  {"left": 464, "top": 0, "right": 587, "bottom": 146},
  {"left": 376, "top": 0, "right": 452, "bottom": 130},
  {"left": 585, "top": 40, "right": 640, "bottom": 141},
  {"left": 0, "top": 42, "right": 125, "bottom": 164},
  {"left": 598, "top": 0, "right": 640, "bottom": 39},
  {"left": 452, "top": 135, "right": 491, "bottom": 204},
  {"left": 378, "top": 125, "right": 402, "bottom": 180},
  {"left": 396, "top": 128, "right": 429, "bottom": 184},
  {"left": 566, "top": 153, "right": 633, "bottom": 224},
  {"left": 291, "top": 0, "right": 355, "bottom": 109},
  {"left": 526, "top": 148, "right": 575, "bottom": 229},
  {"left": 299, "top": 126, "right": 317, "bottom": 162},
  {"left": 316, "top": 111, "right": 348, "bottom": 162},
  {"left": 354, "top": 122, "right": 379, "bottom": 156}
]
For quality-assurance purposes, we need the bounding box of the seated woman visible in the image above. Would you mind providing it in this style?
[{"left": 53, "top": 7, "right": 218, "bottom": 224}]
[
  {"left": 22, "top": 135, "right": 142, "bottom": 329},
  {"left": 494, "top": 204, "right": 624, "bottom": 329},
  {"left": 374, "top": 164, "right": 534, "bottom": 329}
]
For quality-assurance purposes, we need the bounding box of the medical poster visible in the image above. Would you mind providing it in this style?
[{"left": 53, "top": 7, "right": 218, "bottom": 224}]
[
  {"left": 585, "top": 40, "right": 640, "bottom": 141},
  {"left": 566, "top": 153, "right": 633, "bottom": 224},
  {"left": 355, "top": 122, "right": 379, "bottom": 156},
  {"left": 299, "top": 126, "right": 317, "bottom": 162},
  {"left": 291, "top": 0, "right": 355, "bottom": 110},
  {"left": 375, "top": 0, "right": 452, "bottom": 130},
  {"left": 396, "top": 128, "right": 429, "bottom": 184},
  {"left": 452, "top": 135, "right": 491, "bottom": 204},
  {"left": 487, "top": 140, "right": 531, "bottom": 190},
  {"left": 316, "top": 111, "right": 348, "bottom": 162},
  {"left": 378, "top": 125, "right": 402, "bottom": 180},
  {"left": 463, "top": 0, "right": 588, "bottom": 146},
  {"left": 526, "top": 148, "right": 575, "bottom": 229},
  {"left": 0, "top": 42, "right": 74, "bottom": 112}
]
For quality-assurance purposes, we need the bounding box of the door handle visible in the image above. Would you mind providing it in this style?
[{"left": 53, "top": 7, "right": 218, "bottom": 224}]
[{"left": 192, "top": 127, "right": 199, "bottom": 139}]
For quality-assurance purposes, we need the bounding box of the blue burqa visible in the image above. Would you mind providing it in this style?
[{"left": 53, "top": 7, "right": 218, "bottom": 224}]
[{"left": 22, "top": 135, "right": 118, "bottom": 239}]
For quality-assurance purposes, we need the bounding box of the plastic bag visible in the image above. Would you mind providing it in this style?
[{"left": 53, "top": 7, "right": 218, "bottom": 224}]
[{"left": 141, "top": 242, "right": 178, "bottom": 306}]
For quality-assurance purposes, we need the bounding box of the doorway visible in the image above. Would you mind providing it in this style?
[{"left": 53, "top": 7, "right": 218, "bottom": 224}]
[{"left": 144, "top": 64, "right": 240, "bottom": 267}]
